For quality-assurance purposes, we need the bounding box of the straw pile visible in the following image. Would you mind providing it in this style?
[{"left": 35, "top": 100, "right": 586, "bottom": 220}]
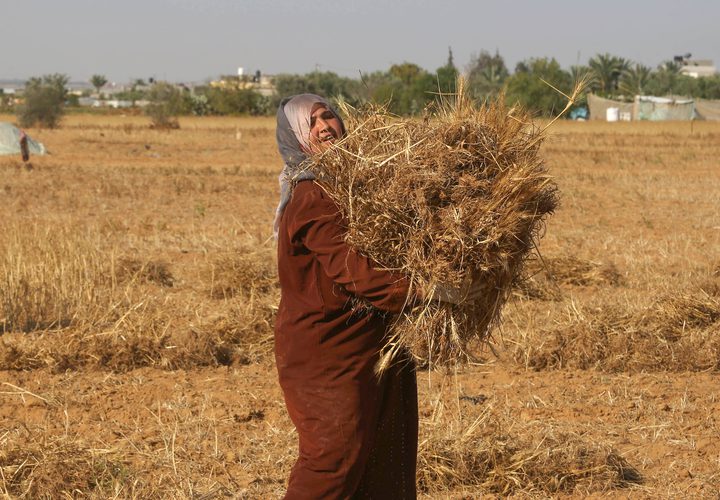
[
  {"left": 310, "top": 82, "right": 568, "bottom": 367},
  {"left": 519, "top": 278, "right": 720, "bottom": 372}
]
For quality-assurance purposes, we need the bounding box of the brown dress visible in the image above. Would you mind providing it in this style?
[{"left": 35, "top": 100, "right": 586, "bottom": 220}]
[{"left": 275, "top": 180, "right": 418, "bottom": 499}]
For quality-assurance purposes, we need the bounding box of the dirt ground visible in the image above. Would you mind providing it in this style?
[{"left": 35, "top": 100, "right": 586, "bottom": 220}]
[{"left": 1, "top": 114, "right": 719, "bottom": 498}]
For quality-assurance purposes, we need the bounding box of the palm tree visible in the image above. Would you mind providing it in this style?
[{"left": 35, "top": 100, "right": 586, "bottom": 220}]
[
  {"left": 588, "top": 54, "right": 629, "bottom": 95},
  {"left": 466, "top": 50, "right": 508, "bottom": 100},
  {"left": 659, "top": 61, "right": 682, "bottom": 74},
  {"left": 619, "top": 64, "right": 652, "bottom": 97},
  {"left": 570, "top": 65, "right": 597, "bottom": 89},
  {"left": 90, "top": 74, "right": 108, "bottom": 95},
  {"left": 652, "top": 61, "right": 683, "bottom": 95}
]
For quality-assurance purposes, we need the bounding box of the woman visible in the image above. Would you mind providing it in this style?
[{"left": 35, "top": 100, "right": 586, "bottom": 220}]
[{"left": 273, "top": 94, "right": 419, "bottom": 499}]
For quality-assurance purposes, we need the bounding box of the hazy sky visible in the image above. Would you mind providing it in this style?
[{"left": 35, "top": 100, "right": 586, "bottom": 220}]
[{"left": 3, "top": 0, "right": 718, "bottom": 84}]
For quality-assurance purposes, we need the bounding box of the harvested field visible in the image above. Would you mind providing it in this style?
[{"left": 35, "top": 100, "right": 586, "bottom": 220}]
[{"left": 1, "top": 114, "right": 719, "bottom": 498}]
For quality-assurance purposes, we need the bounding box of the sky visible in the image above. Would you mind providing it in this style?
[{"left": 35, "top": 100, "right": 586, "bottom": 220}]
[{"left": 2, "top": 0, "right": 718, "bottom": 84}]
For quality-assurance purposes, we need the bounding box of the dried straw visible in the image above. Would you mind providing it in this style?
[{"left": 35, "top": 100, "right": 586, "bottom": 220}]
[
  {"left": 516, "top": 278, "right": 720, "bottom": 372},
  {"left": 310, "top": 79, "right": 582, "bottom": 368}
]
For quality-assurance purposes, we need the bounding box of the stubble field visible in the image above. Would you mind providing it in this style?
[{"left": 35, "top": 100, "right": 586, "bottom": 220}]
[{"left": 1, "top": 113, "right": 719, "bottom": 499}]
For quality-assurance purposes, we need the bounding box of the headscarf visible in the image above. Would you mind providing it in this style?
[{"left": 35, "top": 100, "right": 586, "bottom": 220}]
[{"left": 273, "top": 94, "right": 345, "bottom": 237}]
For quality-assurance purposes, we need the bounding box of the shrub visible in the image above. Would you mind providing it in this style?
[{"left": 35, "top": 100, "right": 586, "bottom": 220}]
[
  {"left": 505, "top": 58, "right": 573, "bottom": 116},
  {"left": 145, "top": 82, "right": 188, "bottom": 129},
  {"left": 17, "top": 74, "right": 69, "bottom": 128}
]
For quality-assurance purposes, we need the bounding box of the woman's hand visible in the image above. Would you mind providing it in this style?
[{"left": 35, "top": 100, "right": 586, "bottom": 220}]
[{"left": 426, "top": 276, "right": 483, "bottom": 305}]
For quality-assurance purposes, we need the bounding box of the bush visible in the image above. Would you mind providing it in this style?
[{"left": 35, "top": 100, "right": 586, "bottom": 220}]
[
  {"left": 505, "top": 58, "right": 573, "bottom": 116},
  {"left": 271, "top": 71, "right": 365, "bottom": 110},
  {"left": 17, "top": 74, "right": 69, "bottom": 128},
  {"left": 0, "top": 90, "right": 13, "bottom": 112},
  {"left": 203, "top": 87, "right": 269, "bottom": 116},
  {"left": 145, "top": 82, "right": 189, "bottom": 129},
  {"left": 188, "top": 93, "right": 210, "bottom": 116}
]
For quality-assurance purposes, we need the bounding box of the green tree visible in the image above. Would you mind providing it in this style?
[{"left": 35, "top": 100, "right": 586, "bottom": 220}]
[
  {"left": 272, "top": 71, "right": 363, "bottom": 109},
  {"left": 363, "top": 77, "right": 393, "bottom": 110},
  {"left": 336, "top": 63, "right": 433, "bottom": 115},
  {"left": 570, "top": 65, "right": 595, "bottom": 88},
  {"left": 187, "top": 93, "right": 210, "bottom": 116},
  {"left": 0, "top": 89, "right": 9, "bottom": 112},
  {"left": 389, "top": 62, "right": 426, "bottom": 86},
  {"left": 619, "top": 64, "right": 652, "bottom": 96},
  {"left": 588, "top": 53, "right": 630, "bottom": 96},
  {"left": 435, "top": 47, "right": 459, "bottom": 95},
  {"left": 356, "top": 70, "right": 389, "bottom": 100},
  {"left": 17, "top": 73, "right": 69, "bottom": 128},
  {"left": 696, "top": 75, "right": 720, "bottom": 99},
  {"left": 504, "top": 58, "right": 572, "bottom": 116},
  {"left": 202, "top": 86, "right": 269, "bottom": 115},
  {"left": 90, "top": 74, "right": 108, "bottom": 94},
  {"left": 466, "top": 50, "right": 509, "bottom": 101},
  {"left": 145, "top": 82, "right": 189, "bottom": 129},
  {"left": 645, "top": 61, "right": 690, "bottom": 96},
  {"left": 386, "top": 62, "right": 434, "bottom": 115}
]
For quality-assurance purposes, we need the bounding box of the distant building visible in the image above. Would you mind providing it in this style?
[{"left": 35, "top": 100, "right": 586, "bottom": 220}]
[
  {"left": 78, "top": 97, "right": 96, "bottom": 107},
  {"left": 210, "top": 70, "right": 276, "bottom": 97},
  {"left": 680, "top": 59, "right": 716, "bottom": 78},
  {"left": 105, "top": 99, "right": 133, "bottom": 109},
  {"left": 78, "top": 97, "right": 135, "bottom": 108}
]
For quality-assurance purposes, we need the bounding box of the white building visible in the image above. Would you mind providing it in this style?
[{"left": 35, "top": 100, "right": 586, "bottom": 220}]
[{"left": 680, "top": 59, "right": 716, "bottom": 78}]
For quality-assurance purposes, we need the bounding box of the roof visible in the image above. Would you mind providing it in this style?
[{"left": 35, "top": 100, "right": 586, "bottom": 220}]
[{"left": 683, "top": 59, "right": 714, "bottom": 67}]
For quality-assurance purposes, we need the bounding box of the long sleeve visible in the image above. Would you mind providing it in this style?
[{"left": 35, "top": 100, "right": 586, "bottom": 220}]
[{"left": 285, "top": 181, "right": 410, "bottom": 314}]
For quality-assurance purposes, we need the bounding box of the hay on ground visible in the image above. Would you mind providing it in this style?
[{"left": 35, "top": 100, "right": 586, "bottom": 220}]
[
  {"left": 417, "top": 400, "right": 641, "bottom": 496},
  {"left": 513, "top": 256, "right": 622, "bottom": 301},
  {"left": 515, "top": 278, "right": 720, "bottom": 372}
]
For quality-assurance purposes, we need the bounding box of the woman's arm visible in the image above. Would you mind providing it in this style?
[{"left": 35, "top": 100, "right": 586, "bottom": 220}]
[{"left": 287, "top": 183, "right": 411, "bottom": 314}]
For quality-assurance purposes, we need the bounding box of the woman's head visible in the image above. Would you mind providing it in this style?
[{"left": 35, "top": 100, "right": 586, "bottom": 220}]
[
  {"left": 274, "top": 94, "right": 345, "bottom": 236},
  {"left": 276, "top": 94, "right": 345, "bottom": 167},
  {"left": 307, "top": 102, "right": 343, "bottom": 153}
]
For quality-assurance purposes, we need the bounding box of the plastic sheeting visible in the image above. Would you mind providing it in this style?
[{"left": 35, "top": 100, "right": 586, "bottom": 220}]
[
  {"left": 587, "top": 94, "right": 633, "bottom": 121},
  {"left": 588, "top": 94, "right": 704, "bottom": 121},
  {"left": 0, "top": 122, "right": 46, "bottom": 155},
  {"left": 634, "top": 96, "right": 695, "bottom": 121}
]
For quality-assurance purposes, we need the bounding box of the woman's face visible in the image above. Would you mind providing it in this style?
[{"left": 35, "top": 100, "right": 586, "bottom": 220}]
[{"left": 308, "top": 104, "right": 342, "bottom": 153}]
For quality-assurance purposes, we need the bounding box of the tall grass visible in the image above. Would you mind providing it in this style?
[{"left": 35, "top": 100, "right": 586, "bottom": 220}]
[
  {"left": 0, "top": 217, "right": 277, "bottom": 371},
  {"left": 1, "top": 221, "right": 111, "bottom": 333}
]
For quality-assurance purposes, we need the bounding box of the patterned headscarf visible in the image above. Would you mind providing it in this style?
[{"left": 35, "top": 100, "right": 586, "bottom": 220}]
[{"left": 273, "top": 94, "right": 345, "bottom": 237}]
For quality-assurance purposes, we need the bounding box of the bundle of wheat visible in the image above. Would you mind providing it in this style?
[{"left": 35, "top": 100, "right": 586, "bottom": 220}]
[{"left": 309, "top": 81, "right": 578, "bottom": 368}]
